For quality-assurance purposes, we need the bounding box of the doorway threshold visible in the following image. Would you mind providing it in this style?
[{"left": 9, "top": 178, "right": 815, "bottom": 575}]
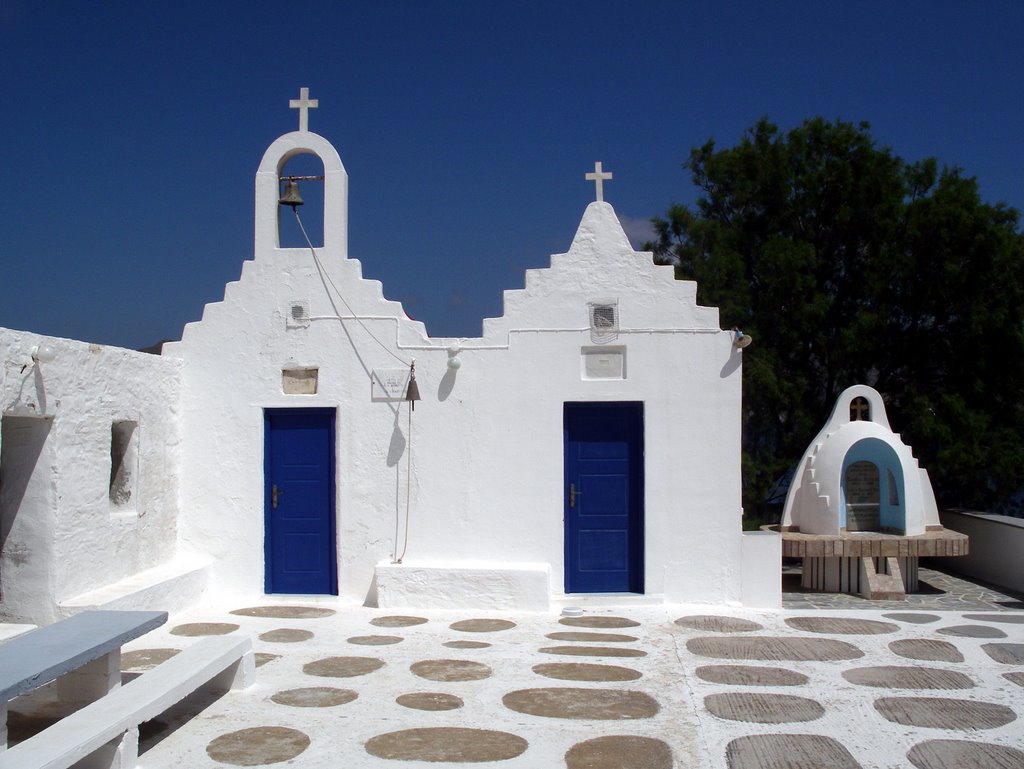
[{"left": 552, "top": 593, "right": 662, "bottom": 609}]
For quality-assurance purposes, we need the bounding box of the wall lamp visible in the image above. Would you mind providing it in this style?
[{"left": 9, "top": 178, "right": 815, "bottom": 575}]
[{"left": 733, "top": 329, "right": 753, "bottom": 349}]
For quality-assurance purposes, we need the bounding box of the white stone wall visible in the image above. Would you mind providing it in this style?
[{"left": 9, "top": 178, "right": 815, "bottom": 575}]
[
  {"left": 166, "top": 130, "right": 752, "bottom": 606},
  {"left": 0, "top": 330, "right": 182, "bottom": 622}
]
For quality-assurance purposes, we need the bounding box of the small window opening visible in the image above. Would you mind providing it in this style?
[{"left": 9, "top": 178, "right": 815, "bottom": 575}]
[
  {"left": 110, "top": 421, "right": 139, "bottom": 511},
  {"left": 588, "top": 301, "right": 619, "bottom": 344},
  {"left": 850, "top": 396, "right": 870, "bottom": 421}
]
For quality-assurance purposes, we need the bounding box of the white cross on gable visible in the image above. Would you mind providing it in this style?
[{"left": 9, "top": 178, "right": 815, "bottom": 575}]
[
  {"left": 289, "top": 87, "right": 319, "bottom": 132},
  {"left": 585, "top": 161, "right": 613, "bottom": 202}
]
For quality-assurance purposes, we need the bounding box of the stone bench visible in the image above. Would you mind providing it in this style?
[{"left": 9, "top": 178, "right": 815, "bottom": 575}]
[
  {"left": 0, "top": 610, "right": 169, "bottom": 748},
  {"left": 0, "top": 634, "right": 254, "bottom": 769}
]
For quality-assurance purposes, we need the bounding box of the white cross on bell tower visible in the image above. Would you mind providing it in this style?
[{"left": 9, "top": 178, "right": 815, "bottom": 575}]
[
  {"left": 289, "top": 87, "right": 319, "bottom": 132},
  {"left": 585, "top": 161, "right": 613, "bottom": 202}
]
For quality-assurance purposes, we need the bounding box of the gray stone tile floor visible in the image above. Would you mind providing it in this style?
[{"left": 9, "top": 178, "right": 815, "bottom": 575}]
[{"left": 7, "top": 566, "right": 1024, "bottom": 768}]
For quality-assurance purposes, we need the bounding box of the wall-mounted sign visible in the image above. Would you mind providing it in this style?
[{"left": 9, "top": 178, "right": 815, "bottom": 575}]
[{"left": 371, "top": 368, "right": 410, "bottom": 401}]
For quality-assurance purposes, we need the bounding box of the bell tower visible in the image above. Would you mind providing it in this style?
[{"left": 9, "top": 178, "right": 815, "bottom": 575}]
[{"left": 253, "top": 88, "right": 348, "bottom": 257}]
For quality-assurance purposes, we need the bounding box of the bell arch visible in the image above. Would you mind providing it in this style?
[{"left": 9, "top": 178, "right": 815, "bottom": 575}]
[{"left": 254, "top": 131, "right": 348, "bottom": 257}]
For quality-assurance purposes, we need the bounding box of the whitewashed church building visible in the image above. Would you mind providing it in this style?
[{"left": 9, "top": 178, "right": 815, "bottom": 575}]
[{"left": 0, "top": 91, "right": 783, "bottom": 624}]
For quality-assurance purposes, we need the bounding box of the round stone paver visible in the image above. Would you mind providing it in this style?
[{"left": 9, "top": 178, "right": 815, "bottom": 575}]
[
  {"left": 230, "top": 606, "right": 335, "bottom": 619},
  {"left": 688, "top": 636, "right": 864, "bottom": 662},
  {"left": 540, "top": 645, "right": 647, "bottom": 658},
  {"left": 889, "top": 639, "right": 965, "bottom": 663},
  {"left": 121, "top": 648, "right": 179, "bottom": 671},
  {"left": 255, "top": 653, "right": 280, "bottom": 668},
  {"left": 1004, "top": 672, "right": 1024, "bottom": 688},
  {"left": 533, "top": 662, "right": 642, "bottom": 682},
  {"left": 962, "top": 613, "right": 1024, "bottom": 625},
  {"left": 502, "top": 687, "right": 659, "bottom": 720},
  {"left": 937, "top": 624, "right": 1008, "bottom": 639},
  {"left": 565, "top": 735, "right": 673, "bottom": 769},
  {"left": 396, "top": 692, "right": 464, "bottom": 711},
  {"left": 259, "top": 628, "right": 313, "bottom": 643},
  {"left": 695, "top": 665, "right": 809, "bottom": 687},
  {"left": 674, "top": 615, "right": 764, "bottom": 633},
  {"left": 270, "top": 687, "right": 358, "bottom": 708},
  {"left": 170, "top": 622, "right": 239, "bottom": 637},
  {"left": 982, "top": 643, "right": 1024, "bottom": 665},
  {"left": 705, "top": 692, "right": 824, "bottom": 723},
  {"left": 907, "top": 739, "right": 1024, "bottom": 769},
  {"left": 842, "top": 666, "right": 974, "bottom": 689},
  {"left": 410, "top": 659, "right": 492, "bottom": 682},
  {"left": 784, "top": 617, "right": 898, "bottom": 635},
  {"left": 371, "top": 615, "right": 428, "bottom": 628},
  {"left": 449, "top": 618, "right": 516, "bottom": 632},
  {"left": 559, "top": 616, "right": 640, "bottom": 629},
  {"left": 303, "top": 656, "right": 385, "bottom": 678},
  {"left": 348, "top": 635, "right": 403, "bottom": 646},
  {"left": 725, "top": 734, "right": 862, "bottom": 769},
  {"left": 875, "top": 697, "right": 1016, "bottom": 729},
  {"left": 546, "top": 631, "right": 638, "bottom": 643},
  {"left": 883, "top": 613, "right": 941, "bottom": 624},
  {"left": 365, "top": 727, "right": 527, "bottom": 762},
  {"left": 206, "top": 726, "right": 310, "bottom": 766},
  {"left": 443, "top": 640, "right": 491, "bottom": 649}
]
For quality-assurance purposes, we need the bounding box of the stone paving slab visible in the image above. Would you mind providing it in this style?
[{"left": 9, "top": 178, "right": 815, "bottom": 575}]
[{"left": 11, "top": 575, "right": 1020, "bottom": 769}]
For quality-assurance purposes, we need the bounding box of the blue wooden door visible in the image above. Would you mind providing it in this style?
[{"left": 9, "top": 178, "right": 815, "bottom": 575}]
[
  {"left": 564, "top": 402, "right": 644, "bottom": 593},
  {"left": 264, "top": 409, "right": 337, "bottom": 594}
]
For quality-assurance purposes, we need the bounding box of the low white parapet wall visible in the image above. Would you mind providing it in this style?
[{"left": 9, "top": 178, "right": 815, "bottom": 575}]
[
  {"left": 741, "top": 530, "right": 782, "bottom": 608},
  {"left": 934, "top": 510, "right": 1024, "bottom": 595},
  {"left": 373, "top": 561, "right": 551, "bottom": 611}
]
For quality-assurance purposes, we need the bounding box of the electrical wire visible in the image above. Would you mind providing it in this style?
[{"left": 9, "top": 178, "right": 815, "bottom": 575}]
[
  {"left": 292, "top": 207, "right": 410, "bottom": 367},
  {"left": 290, "top": 205, "right": 416, "bottom": 564}
]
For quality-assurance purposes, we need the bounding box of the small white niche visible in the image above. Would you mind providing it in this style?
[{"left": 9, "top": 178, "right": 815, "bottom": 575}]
[{"left": 109, "top": 420, "right": 139, "bottom": 512}]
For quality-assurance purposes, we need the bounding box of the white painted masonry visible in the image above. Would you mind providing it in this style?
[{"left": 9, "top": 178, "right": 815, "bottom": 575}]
[
  {"left": 1, "top": 109, "right": 779, "bottom": 621},
  {"left": 0, "top": 331, "right": 186, "bottom": 623}
]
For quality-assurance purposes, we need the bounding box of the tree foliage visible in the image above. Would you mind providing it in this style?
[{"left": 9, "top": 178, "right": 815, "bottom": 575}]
[{"left": 649, "top": 117, "right": 1024, "bottom": 518}]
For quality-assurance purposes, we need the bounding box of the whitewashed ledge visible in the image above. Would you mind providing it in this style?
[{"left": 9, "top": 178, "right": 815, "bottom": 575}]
[{"left": 373, "top": 561, "right": 550, "bottom": 611}]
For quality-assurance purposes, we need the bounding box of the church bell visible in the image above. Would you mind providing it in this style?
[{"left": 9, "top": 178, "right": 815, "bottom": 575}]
[
  {"left": 278, "top": 179, "right": 304, "bottom": 208},
  {"left": 405, "top": 362, "right": 421, "bottom": 410}
]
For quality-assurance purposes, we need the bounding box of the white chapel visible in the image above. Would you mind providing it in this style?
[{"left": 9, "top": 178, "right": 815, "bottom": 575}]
[{"left": 0, "top": 90, "right": 781, "bottom": 624}]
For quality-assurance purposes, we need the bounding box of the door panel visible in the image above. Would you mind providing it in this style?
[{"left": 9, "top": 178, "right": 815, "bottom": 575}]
[
  {"left": 564, "top": 403, "right": 643, "bottom": 593},
  {"left": 264, "top": 409, "right": 337, "bottom": 594}
]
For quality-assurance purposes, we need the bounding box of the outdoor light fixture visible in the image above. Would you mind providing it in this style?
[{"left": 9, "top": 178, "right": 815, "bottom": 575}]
[
  {"left": 733, "top": 329, "right": 753, "bottom": 349},
  {"left": 31, "top": 344, "right": 56, "bottom": 364},
  {"left": 447, "top": 343, "right": 462, "bottom": 371}
]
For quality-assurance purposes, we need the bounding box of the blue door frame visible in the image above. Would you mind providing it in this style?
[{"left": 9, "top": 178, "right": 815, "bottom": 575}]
[
  {"left": 563, "top": 402, "right": 644, "bottom": 593},
  {"left": 264, "top": 408, "right": 338, "bottom": 595}
]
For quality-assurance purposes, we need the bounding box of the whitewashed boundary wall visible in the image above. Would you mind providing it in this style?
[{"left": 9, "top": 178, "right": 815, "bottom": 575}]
[{"left": 0, "top": 330, "right": 183, "bottom": 623}]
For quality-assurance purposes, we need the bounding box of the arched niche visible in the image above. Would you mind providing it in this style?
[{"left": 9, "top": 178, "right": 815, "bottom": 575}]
[
  {"left": 840, "top": 438, "right": 905, "bottom": 533},
  {"left": 254, "top": 132, "right": 348, "bottom": 257}
]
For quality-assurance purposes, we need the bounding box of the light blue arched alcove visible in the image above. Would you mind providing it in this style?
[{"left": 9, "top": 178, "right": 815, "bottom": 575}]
[{"left": 839, "top": 438, "right": 906, "bottom": 533}]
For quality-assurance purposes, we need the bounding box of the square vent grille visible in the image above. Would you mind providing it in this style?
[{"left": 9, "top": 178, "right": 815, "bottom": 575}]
[
  {"left": 287, "top": 300, "right": 311, "bottom": 328},
  {"left": 588, "top": 301, "right": 619, "bottom": 343}
]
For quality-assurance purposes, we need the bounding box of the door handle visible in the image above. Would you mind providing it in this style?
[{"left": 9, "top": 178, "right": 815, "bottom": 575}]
[
  {"left": 570, "top": 483, "right": 582, "bottom": 508},
  {"left": 272, "top": 484, "right": 281, "bottom": 509}
]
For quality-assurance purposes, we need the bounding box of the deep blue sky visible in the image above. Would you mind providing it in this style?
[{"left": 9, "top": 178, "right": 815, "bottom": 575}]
[{"left": 3, "top": 2, "right": 1022, "bottom": 348}]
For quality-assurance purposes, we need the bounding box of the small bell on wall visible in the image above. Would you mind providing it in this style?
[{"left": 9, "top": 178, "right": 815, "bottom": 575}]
[
  {"left": 278, "top": 179, "right": 304, "bottom": 208},
  {"left": 405, "top": 361, "right": 421, "bottom": 410}
]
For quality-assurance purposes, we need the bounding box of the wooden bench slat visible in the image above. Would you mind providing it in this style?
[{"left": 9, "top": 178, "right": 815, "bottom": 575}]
[{"left": 0, "top": 635, "right": 252, "bottom": 769}]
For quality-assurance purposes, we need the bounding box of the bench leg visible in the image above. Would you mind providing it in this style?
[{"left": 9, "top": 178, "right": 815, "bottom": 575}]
[
  {"left": 58, "top": 649, "right": 121, "bottom": 707},
  {"left": 210, "top": 650, "right": 256, "bottom": 692},
  {"left": 76, "top": 726, "right": 139, "bottom": 769}
]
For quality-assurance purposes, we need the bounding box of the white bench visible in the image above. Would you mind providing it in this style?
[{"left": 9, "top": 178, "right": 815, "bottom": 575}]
[{"left": 0, "top": 635, "right": 254, "bottom": 769}]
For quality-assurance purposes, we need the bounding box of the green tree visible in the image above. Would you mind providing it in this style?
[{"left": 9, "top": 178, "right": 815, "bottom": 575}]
[{"left": 649, "top": 117, "right": 1024, "bottom": 519}]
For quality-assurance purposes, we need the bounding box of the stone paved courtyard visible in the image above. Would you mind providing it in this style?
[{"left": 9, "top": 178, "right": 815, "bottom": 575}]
[{"left": 8, "top": 568, "right": 1024, "bottom": 768}]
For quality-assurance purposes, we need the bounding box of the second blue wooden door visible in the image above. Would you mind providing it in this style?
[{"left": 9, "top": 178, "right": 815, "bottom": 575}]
[{"left": 563, "top": 403, "right": 644, "bottom": 593}]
